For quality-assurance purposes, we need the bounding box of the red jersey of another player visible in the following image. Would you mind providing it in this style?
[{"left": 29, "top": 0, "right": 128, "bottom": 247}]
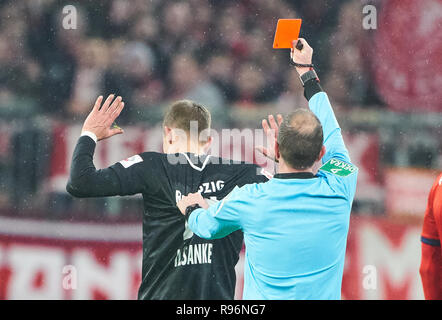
[{"left": 420, "top": 173, "right": 442, "bottom": 300}]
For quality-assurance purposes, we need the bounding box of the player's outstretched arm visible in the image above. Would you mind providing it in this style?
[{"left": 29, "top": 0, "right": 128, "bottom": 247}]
[{"left": 66, "top": 95, "right": 127, "bottom": 198}]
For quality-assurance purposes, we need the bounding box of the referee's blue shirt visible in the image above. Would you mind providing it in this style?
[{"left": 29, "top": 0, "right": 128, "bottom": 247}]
[{"left": 188, "top": 90, "right": 358, "bottom": 300}]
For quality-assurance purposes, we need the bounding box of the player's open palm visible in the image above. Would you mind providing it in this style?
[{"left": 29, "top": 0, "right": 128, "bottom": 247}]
[
  {"left": 82, "top": 94, "right": 125, "bottom": 141},
  {"left": 255, "top": 114, "right": 283, "bottom": 162}
]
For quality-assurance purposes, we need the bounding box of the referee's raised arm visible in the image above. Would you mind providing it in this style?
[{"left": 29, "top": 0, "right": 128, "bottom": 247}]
[{"left": 291, "top": 38, "right": 351, "bottom": 164}]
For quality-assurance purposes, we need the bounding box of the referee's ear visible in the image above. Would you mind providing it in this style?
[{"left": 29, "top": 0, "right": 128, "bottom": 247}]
[
  {"left": 317, "top": 145, "right": 326, "bottom": 162},
  {"left": 275, "top": 142, "right": 281, "bottom": 162}
]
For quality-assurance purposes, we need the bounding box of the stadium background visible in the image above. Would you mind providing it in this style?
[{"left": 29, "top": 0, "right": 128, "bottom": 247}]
[{"left": 0, "top": 0, "right": 441, "bottom": 299}]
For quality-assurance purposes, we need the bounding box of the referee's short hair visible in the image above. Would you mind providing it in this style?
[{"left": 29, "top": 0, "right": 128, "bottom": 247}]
[
  {"left": 163, "top": 100, "right": 211, "bottom": 143},
  {"left": 277, "top": 109, "right": 324, "bottom": 170}
]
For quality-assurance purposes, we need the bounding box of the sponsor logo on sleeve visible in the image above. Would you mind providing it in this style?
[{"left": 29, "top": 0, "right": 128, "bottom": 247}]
[{"left": 320, "top": 158, "right": 358, "bottom": 177}]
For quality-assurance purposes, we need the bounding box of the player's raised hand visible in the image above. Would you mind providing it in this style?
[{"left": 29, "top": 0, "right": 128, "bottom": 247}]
[
  {"left": 177, "top": 192, "right": 209, "bottom": 215},
  {"left": 81, "top": 94, "right": 125, "bottom": 141},
  {"left": 255, "top": 114, "right": 283, "bottom": 162},
  {"left": 291, "top": 38, "right": 313, "bottom": 76}
]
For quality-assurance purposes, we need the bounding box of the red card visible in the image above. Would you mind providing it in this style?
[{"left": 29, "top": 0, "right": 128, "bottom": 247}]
[{"left": 273, "top": 19, "right": 302, "bottom": 49}]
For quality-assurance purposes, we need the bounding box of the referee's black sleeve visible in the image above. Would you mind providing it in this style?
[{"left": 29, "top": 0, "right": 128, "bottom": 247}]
[
  {"left": 303, "top": 78, "right": 323, "bottom": 101},
  {"left": 66, "top": 136, "right": 122, "bottom": 198}
]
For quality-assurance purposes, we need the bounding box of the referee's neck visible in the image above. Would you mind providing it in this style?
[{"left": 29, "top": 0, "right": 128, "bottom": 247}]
[{"left": 278, "top": 160, "right": 314, "bottom": 175}]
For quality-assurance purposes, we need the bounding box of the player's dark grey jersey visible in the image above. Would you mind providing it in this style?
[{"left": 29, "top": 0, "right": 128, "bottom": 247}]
[
  {"left": 110, "top": 152, "right": 268, "bottom": 300},
  {"left": 67, "top": 138, "right": 268, "bottom": 300}
]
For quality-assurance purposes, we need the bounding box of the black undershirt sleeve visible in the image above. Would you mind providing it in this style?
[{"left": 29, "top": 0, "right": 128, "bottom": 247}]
[
  {"left": 303, "top": 78, "right": 323, "bottom": 101},
  {"left": 66, "top": 136, "right": 123, "bottom": 198}
]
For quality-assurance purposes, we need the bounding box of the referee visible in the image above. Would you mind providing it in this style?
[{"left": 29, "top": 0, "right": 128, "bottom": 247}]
[{"left": 177, "top": 38, "right": 358, "bottom": 300}]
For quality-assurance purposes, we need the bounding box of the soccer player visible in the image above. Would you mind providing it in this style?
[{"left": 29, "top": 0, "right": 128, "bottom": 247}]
[
  {"left": 177, "top": 38, "right": 359, "bottom": 300},
  {"left": 66, "top": 96, "right": 268, "bottom": 299},
  {"left": 420, "top": 173, "right": 442, "bottom": 299}
]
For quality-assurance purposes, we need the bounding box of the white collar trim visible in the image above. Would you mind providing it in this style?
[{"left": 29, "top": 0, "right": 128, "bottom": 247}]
[{"left": 180, "top": 153, "right": 211, "bottom": 172}]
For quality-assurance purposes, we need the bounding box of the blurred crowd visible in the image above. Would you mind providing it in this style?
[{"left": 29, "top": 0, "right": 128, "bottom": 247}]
[
  {"left": 1, "top": 0, "right": 440, "bottom": 220},
  {"left": 0, "top": 0, "right": 382, "bottom": 126}
]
